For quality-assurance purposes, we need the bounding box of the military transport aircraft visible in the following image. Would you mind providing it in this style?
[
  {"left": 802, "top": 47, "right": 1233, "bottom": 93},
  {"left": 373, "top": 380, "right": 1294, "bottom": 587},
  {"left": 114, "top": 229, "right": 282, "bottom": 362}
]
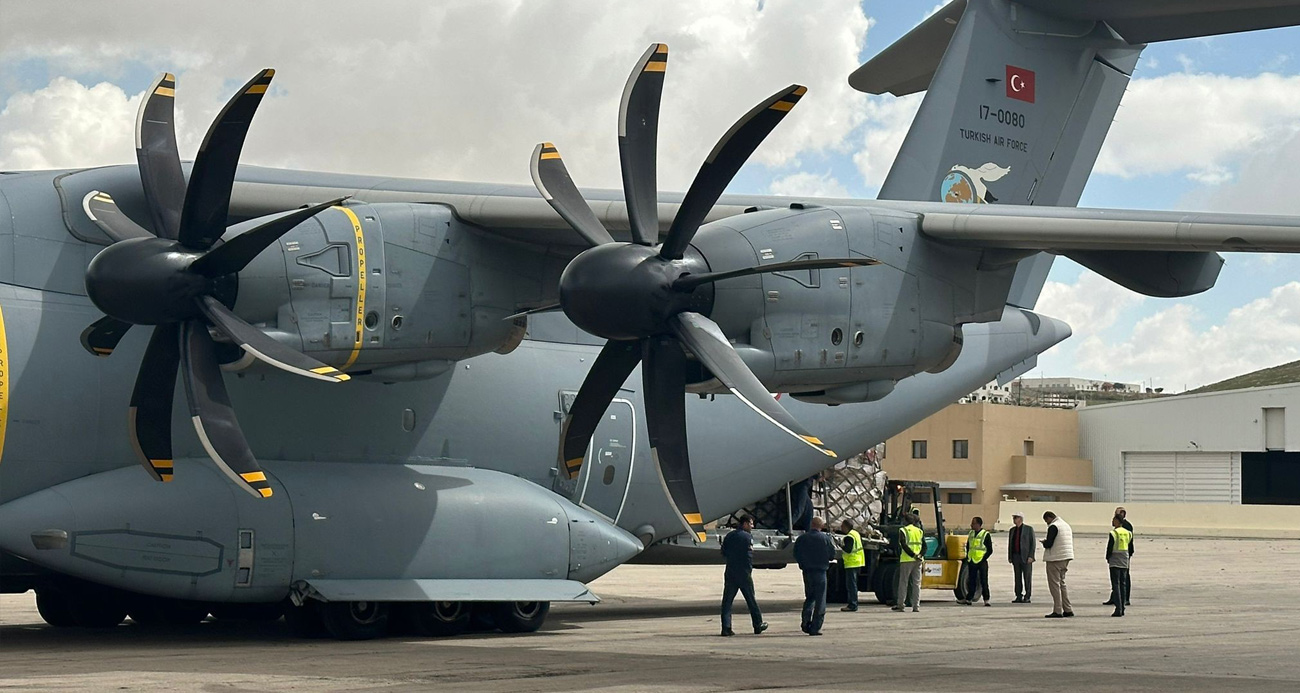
[{"left": 4, "top": 0, "right": 1300, "bottom": 640}]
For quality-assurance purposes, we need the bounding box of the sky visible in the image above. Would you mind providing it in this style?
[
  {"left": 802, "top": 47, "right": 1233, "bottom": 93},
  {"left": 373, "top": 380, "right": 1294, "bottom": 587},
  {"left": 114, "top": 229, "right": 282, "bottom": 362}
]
[{"left": 3, "top": 0, "right": 1300, "bottom": 392}]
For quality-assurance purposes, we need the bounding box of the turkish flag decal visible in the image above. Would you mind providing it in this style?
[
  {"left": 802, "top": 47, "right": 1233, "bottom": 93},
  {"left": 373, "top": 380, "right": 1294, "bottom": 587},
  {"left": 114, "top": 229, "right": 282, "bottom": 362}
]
[{"left": 1006, "top": 65, "right": 1035, "bottom": 103}]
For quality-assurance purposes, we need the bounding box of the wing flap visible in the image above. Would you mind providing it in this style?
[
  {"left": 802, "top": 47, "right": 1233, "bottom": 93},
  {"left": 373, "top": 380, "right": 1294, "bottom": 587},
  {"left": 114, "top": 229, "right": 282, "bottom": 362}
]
[{"left": 920, "top": 206, "right": 1300, "bottom": 253}]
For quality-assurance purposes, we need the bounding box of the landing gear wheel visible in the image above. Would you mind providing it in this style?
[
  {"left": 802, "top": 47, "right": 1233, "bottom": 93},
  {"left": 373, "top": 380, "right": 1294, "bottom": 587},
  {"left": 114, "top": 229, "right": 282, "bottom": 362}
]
[
  {"left": 66, "top": 590, "right": 128, "bottom": 628},
  {"left": 320, "top": 600, "right": 390, "bottom": 640},
  {"left": 35, "top": 588, "right": 78, "bottom": 627},
  {"left": 283, "top": 599, "right": 329, "bottom": 639},
  {"left": 402, "top": 601, "right": 472, "bottom": 637},
  {"left": 210, "top": 602, "right": 284, "bottom": 622},
  {"left": 128, "top": 597, "right": 209, "bottom": 626},
  {"left": 873, "top": 562, "right": 898, "bottom": 606},
  {"left": 491, "top": 601, "right": 549, "bottom": 633}
]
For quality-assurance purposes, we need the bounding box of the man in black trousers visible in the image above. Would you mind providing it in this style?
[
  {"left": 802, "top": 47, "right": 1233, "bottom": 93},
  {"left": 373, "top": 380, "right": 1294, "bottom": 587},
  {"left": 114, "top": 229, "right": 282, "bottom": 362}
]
[
  {"left": 1008, "top": 511, "right": 1035, "bottom": 603},
  {"left": 719, "top": 515, "right": 768, "bottom": 636},
  {"left": 1105, "top": 506, "right": 1134, "bottom": 606},
  {"left": 793, "top": 516, "right": 836, "bottom": 636}
]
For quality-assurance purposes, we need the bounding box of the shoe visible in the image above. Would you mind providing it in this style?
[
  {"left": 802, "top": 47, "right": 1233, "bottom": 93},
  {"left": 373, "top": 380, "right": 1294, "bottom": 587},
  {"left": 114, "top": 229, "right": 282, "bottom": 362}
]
[
  {"left": 1063, "top": 611, "right": 1075, "bottom": 617},
  {"left": 984, "top": 602, "right": 991, "bottom": 607},
  {"left": 891, "top": 606, "right": 904, "bottom": 612},
  {"left": 1103, "top": 600, "right": 1115, "bottom": 606},
  {"left": 1045, "top": 613, "right": 1064, "bottom": 618},
  {"left": 1024, "top": 598, "right": 1031, "bottom": 603},
  {"left": 1012, "top": 598, "right": 1023, "bottom": 604},
  {"left": 1111, "top": 611, "right": 1124, "bottom": 617},
  {"left": 754, "top": 622, "right": 768, "bottom": 634},
  {"left": 808, "top": 631, "right": 823, "bottom": 636},
  {"left": 1124, "top": 601, "right": 1131, "bottom": 606},
  {"left": 840, "top": 606, "right": 857, "bottom": 612},
  {"left": 912, "top": 607, "right": 920, "bottom": 613},
  {"left": 720, "top": 629, "right": 735, "bottom": 637}
]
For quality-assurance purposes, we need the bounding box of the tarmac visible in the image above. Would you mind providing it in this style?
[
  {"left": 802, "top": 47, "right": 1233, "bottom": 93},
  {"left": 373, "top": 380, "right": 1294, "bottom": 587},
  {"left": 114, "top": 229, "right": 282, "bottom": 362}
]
[{"left": 1, "top": 535, "right": 1297, "bottom": 692}]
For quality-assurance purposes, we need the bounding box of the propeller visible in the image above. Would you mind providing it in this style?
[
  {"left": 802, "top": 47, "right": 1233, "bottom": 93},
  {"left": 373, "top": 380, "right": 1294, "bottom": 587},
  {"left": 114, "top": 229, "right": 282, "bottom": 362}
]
[
  {"left": 533, "top": 45, "right": 878, "bottom": 542},
  {"left": 80, "top": 70, "right": 349, "bottom": 498}
]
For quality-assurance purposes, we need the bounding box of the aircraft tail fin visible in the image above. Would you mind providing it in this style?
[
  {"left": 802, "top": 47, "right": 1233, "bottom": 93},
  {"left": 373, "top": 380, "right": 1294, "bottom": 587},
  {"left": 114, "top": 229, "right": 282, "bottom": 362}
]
[{"left": 852, "top": 0, "right": 1300, "bottom": 307}]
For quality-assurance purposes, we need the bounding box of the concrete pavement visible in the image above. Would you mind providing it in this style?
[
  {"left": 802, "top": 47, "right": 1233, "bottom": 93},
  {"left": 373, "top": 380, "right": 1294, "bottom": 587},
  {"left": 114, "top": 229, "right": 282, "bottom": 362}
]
[{"left": 0, "top": 536, "right": 1296, "bottom": 691}]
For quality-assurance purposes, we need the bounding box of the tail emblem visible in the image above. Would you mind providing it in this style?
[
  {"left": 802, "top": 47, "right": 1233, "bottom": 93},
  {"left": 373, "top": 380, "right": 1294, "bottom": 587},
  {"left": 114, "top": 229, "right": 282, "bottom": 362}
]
[{"left": 940, "top": 162, "right": 1011, "bottom": 204}]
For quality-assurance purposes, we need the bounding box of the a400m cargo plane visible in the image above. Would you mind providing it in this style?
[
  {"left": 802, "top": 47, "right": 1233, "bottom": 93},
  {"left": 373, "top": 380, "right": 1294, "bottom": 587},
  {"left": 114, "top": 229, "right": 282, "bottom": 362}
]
[{"left": 4, "top": 0, "right": 1300, "bottom": 639}]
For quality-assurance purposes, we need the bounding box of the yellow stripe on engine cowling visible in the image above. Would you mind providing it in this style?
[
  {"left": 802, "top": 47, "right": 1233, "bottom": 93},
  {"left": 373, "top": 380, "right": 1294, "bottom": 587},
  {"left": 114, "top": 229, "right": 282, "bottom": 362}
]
[
  {"left": 337, "top": 206, "right": 367, "bottom": 370},
  {"left": 684, "top": 513, "right": 703, "bottom": 524},
  {"left": 0, "top": 305, "right": 8, "bottom": 465},
  {"left": 241, "top": 471, "right": 267, "bottom": 483}
]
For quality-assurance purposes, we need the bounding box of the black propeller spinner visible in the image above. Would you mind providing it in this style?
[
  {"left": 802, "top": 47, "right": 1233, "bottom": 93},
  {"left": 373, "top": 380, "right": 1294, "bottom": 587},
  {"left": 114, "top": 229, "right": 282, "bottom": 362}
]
[
  {"left": 80, "top": 70, "right": 349, "bottom": 499},
  {"left": 531, "top": 44, "right": 878, "bottom": 542}
]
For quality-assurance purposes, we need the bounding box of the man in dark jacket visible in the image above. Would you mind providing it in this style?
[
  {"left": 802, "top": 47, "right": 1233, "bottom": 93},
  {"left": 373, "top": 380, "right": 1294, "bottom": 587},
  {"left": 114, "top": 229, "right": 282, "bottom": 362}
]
[
  {"left": 1007, "top": 511, "right": 1036, "bottom": 603},
  {"left": 719, "top": 516, "right": 768, "bottom": 636},
  {"left": 793, "top": 516, "right": 835, "bottom": 635}
]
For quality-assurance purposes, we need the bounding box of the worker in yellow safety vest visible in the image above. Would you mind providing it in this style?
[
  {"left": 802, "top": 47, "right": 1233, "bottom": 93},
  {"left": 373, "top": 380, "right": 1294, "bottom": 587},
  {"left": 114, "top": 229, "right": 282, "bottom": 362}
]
[
  {"left": 959, "top": 517, "right": 993, "bottom": 606},
  {"left": 892, "top": 515, "right": 925, "bottom": 612},
  {"left": 1106, "top": 515, "right": 1134, "bottom": 617},
  {"left": 839, "top": 519, "right": 865, "bottom": 612}
]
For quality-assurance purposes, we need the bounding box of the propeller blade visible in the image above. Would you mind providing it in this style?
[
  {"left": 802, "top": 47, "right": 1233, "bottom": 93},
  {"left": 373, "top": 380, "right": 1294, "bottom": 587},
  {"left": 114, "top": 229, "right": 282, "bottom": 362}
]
[
  {"left": 672, "top": 256, "right": 878, "bottom": 292},
  {"left": 197, "top": 296, "right": 349, "bottom": 383},
  {"left": 505, "top": 303, "right": 562, "bottom": 321},
  {"left": 189, "top": 198, "right": 347, "bottom": 278},
  {"left": 530, "top": 143, "right": 616, "bottom": 248},
  {"left": 178, "top": 68, "right": 275, "bottom": 251},
  {"left": 80, "top": 316, "right": 133, "bottom": 357},
  {"left": 135, "top": 72, "right": 186, "bottom": 239},
  {"left": 181, "top": 320, "right": 272, "bottom": 498},
  {"left": 618, "top": 43, "right": 667, "bottom": 246},
  {"left": 82, "top": 191, "right": 153, "bottom": 243},
  {"left": 558, "top": 340, "right": 642, "bottom": 479},
  {"left": 642, "top": 336, "right": 707, "bottom": 542},
  {"left": 128, "top": 324, "right": 181, "bottom": 482},
  {"left": 660, "top": 84, "right": 807, "bottom": 260},
  {"left": 671, "top": 311, "right": 837, "bottom": 459}
]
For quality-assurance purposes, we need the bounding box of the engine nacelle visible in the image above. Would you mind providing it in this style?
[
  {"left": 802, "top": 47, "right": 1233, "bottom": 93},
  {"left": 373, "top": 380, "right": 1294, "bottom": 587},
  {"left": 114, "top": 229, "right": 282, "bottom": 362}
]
[
  {"left": 233, "top": 202, "right": 530, "bottom": 381},
  {"left": 689, "top": 205, "right": 964, "bottom": 399}
]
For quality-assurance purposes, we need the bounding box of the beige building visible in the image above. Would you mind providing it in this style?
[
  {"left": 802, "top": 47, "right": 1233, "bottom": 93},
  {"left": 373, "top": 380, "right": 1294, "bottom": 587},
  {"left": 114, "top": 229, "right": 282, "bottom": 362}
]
[{"left": 880, "top": 403, "right": 1100, "bottom": 527}]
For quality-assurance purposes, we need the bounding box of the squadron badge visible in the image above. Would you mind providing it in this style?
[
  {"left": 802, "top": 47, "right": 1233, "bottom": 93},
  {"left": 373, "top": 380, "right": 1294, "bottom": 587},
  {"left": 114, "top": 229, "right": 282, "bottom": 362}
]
[{"left": 939, "top": 162, "right": 1011, "bottom": 204}]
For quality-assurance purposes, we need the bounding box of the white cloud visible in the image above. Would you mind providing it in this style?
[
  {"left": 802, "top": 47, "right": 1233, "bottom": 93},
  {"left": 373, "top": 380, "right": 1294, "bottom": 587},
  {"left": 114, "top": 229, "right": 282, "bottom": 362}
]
[
  {"left": 767, "top": 170, "right": 849, "bottom": 198},
  {"left": 0, "top": 78, "right": 141, "bottom": 170},
  {"left": 0, "top": 0, "right": 872, "bottom": 190},
  {"left": 1070, "top": 282, "right": 1300, "bottom": 391},
  {"left": 1195, "top": 126, "right": 1300, "bottom": 213},
  {"left": 852, "top": 93, "right": 922, "bottom": 190},
  {"left": 1036, "top": 269, "right": 1146, "bottom": 335},
  {"left": 1096, "top": 72, "right": 1300, "bottom": 183}
]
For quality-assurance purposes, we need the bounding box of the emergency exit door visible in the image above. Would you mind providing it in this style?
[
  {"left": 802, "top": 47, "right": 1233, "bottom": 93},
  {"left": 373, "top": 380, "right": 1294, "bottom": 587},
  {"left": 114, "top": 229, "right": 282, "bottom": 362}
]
[{"left": 571, "top": 398, "right": 637, "bottom": 523}]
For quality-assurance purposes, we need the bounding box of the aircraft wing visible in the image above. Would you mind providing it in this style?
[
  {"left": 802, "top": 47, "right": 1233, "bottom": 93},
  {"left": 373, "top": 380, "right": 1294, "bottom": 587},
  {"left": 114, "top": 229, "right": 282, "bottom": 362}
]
[{"left": 914, "top": 203, "right": 1300, "bottom": 253}]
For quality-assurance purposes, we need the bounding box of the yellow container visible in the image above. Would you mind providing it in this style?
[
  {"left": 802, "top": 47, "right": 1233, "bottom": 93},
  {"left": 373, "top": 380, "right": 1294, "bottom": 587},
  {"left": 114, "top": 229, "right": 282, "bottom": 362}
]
[
  {"left": 946, "top": 534, "right": 967, "bottom": 561},
  {"left": 921, "top": 558, "right": 960, "bottom": 589}
]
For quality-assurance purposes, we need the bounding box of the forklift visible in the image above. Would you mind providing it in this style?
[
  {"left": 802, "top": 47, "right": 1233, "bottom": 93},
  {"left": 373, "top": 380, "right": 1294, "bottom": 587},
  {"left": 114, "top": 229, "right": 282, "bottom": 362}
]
[{"left": 827, "top": 480, "right": 969, "bottom": 604}]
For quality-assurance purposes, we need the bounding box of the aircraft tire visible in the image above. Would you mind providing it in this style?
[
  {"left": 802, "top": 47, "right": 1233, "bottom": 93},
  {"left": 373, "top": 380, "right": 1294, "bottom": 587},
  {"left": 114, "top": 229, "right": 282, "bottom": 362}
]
[
  {"left": 320, "top": 600, "right": 390, "bottom": 640},
  {"left": 402, "top": 601, "right": 472, "bottom": 637},
  {"left": 491, "top": 601, "right": 549, "bottom": 633},
  {"left": 128, "top": 597, "right": 210, "bottom": 626},
  {"left": 34, "top": 588, "right": 78, "bottom": 628},
  {"left": 210, "top": 602, "right": 284, "bottom": 622},
  {"left": 66, "top": 589, "right": 128, "bottom": 628},
  {"left": 283, "top": 599, "right": 330, "bottom": 638}
]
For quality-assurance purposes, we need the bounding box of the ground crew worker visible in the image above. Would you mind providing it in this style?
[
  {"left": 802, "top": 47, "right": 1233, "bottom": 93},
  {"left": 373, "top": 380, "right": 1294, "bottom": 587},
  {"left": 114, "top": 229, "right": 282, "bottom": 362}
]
[
  {"left": 1041, "top": 510, "right": 1075, "bottom": 618},
  {"left": 793, "top": 516, "right": 835, "bottom": 635},
  {"left": 892, "top": 514, "right": 924, "bottom": 613},
  {"left": 1106, "top": 514, "right": 1134, "bottom": 617},
  {"left": 719, "top": 516, "right": 768, "bottom": 636},
  {"left": 839, "top": 519, "right": 865, "bottom": 612},
  {"left": 1105, "top": 506, "right": 1134, "bottom": 607},
  {"left": 959, "top": 516, "right": 993, "bottom": 606}
]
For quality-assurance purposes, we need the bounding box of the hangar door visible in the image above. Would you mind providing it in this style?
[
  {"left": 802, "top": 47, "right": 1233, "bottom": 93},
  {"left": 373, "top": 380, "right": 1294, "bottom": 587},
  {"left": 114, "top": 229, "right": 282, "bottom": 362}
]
[{"left": 1123, "top": 452, "right": 1241, "bottom": 503}]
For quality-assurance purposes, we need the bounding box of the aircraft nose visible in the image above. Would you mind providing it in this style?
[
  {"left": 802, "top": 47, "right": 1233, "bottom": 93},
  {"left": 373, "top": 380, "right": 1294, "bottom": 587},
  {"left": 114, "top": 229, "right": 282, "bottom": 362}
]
[{"left": 565, "top": 503, "right": 643, "bottom": 583}]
